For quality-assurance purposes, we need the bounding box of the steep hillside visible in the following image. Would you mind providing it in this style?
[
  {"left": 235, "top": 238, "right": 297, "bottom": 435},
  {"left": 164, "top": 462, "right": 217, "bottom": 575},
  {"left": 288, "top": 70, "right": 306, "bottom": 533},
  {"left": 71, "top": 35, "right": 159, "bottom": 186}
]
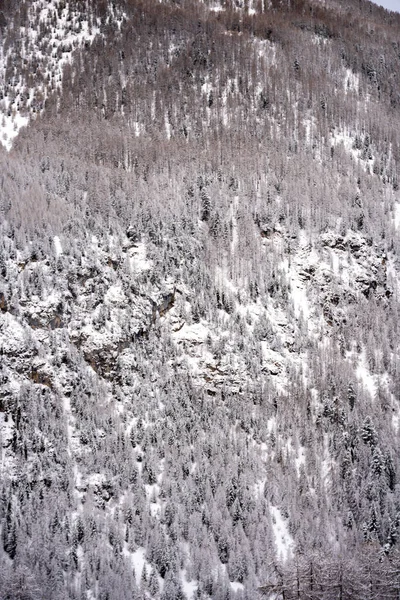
[{"left": 1, "top": 0, "right": 400, "bottom": 598}]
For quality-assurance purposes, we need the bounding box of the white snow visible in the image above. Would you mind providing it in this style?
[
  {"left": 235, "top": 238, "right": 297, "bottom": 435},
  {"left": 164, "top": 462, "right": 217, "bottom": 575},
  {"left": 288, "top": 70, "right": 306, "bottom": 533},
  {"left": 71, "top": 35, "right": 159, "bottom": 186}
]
[
  {"left": 356, "top": 350, "right": 377, "bottom": 399},
  {"left": 303, "top": 117, "right": 315, "bottom": 146},
  {"left": 172, "top": 322, "right": 209, "bottom": 345},
  {"left": 295, "top": 446, "right": 306, "bottom": 474},
  {"left": 331, "top": 129, "right": 374, "bottom": 169},
  {"left": 53, "top": 236, "right": 63, "bottom": 257},
  {"left": 254, "top": 478, "right": 266, "bottom": 498},
  {"left": 0, "top": 113, "right": 29, "bottom": 152},
  {"left": 312, "top": 33, "right": 329, "bottom": 46},
  {"left": 165, "top": 112, "right": 172, "bottom": 139},
  {"left": 128, "top": 243, "right": 152, "bottom": 274},
  {"left": 270, "top": 505, "right": 294, "bottom": 561},
  {"left": 230, "top": 581, "right": 245, "bottom": 592},
  {"left": 394, "top": 203, "right": 400, "bottom": 229},
  {"left": 104, "top": 285, "right": 127, "bottom": 307},
  {"left": 209, "top": 4, "right": 225, "bottom": 12},
  {"left": 330, "top": 250, "right": 340, "bottom": 275},
  {"left": 321, "top": 436, "right": 335, "bottom": 492},
  {"left": 392, "top": 413, "right": 399, "bottom": 434},
  {"left": 331, "top": 129, "right": 360, "bottom": 162},
  {"left": 132, "top": 121, "right": 143, "bottom": 137},
  {"left": 261, "top": 344, "right": 284, "bottom": 375},
  {"left": 214, "top": 264, "right": 238, "bottom": 295},
  {"left": 230, "top": 196, "right": 239, "bottom": 253},
  {"left": 123, "top": 540, "right": 160, "bottom": 590},
  {"left": 290, "top": 276, "right": 310, "bottom": 320},
  {"left": 1, "top": 312, "right": 30, "bottom": 356},
  {"left": 130, "top": 547, "right": 148, "bottom": 584},
  {"left": 181, "top": 571, "right": 198, "bottom": 600},
  {"left": 0, "top": 412, "right": 15, "bottom": 476},
  {"left": 344, "top": 68, "right": 360, "bottom": 93},
  {"left": 62, "top": 395, "right": 77, "bottom": 459}
]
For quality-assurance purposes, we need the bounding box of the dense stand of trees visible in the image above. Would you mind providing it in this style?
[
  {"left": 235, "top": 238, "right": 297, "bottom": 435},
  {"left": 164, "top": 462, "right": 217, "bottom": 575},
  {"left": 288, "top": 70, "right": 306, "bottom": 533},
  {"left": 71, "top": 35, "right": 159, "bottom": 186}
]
[
  {"left": 1, "top": 0, "right": 400, "bottom": 598},
  {"left": 260, "top": 549, "right": 400, "bottom": 599}
]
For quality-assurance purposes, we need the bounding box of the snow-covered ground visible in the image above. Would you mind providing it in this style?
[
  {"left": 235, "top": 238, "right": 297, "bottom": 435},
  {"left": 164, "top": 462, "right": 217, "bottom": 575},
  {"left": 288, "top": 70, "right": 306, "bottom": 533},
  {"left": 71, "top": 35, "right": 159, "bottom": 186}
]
[
  {"left": 0, "top": 113, "right": 29, "bottom": 152},
  {"left": 394, "top": 203, "right": 400, "bottom": 229},
  {"left": 0, "top": 0, "right": 126, "bottom": 150},
  {"left": 270, "top": 506, "right": 294, "bottom": 561},
  {"left": 356, "top": 349, "right": 377, "bottom": 399}
]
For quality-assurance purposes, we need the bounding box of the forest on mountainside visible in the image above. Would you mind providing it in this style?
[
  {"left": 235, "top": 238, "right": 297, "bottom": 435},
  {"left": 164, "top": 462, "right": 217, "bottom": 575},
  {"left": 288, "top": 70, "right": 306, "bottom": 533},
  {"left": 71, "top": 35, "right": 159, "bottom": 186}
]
[{"left": 1, "top": 0, "right": 400, "bottom": 598}]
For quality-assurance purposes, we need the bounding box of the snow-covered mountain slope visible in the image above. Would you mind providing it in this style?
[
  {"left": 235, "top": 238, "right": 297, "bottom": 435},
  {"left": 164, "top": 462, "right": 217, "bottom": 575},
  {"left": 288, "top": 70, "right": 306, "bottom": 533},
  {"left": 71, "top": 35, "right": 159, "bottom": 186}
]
[
  {"left": 2, "top": 0, "right": 400, "bottom": 598},
  {"left": 1, "top": 212, "right": 399, "bottom": 598},
  {"left": 0, "top": 0, "right": 125, "bottom": 150}
]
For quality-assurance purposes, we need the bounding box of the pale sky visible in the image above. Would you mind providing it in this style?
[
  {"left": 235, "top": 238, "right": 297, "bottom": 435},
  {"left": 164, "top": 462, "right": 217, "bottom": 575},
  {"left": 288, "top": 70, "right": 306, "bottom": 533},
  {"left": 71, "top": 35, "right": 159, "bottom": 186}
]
[{"left": 372, "top": 0, "right": 400, "bottom": 11}]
